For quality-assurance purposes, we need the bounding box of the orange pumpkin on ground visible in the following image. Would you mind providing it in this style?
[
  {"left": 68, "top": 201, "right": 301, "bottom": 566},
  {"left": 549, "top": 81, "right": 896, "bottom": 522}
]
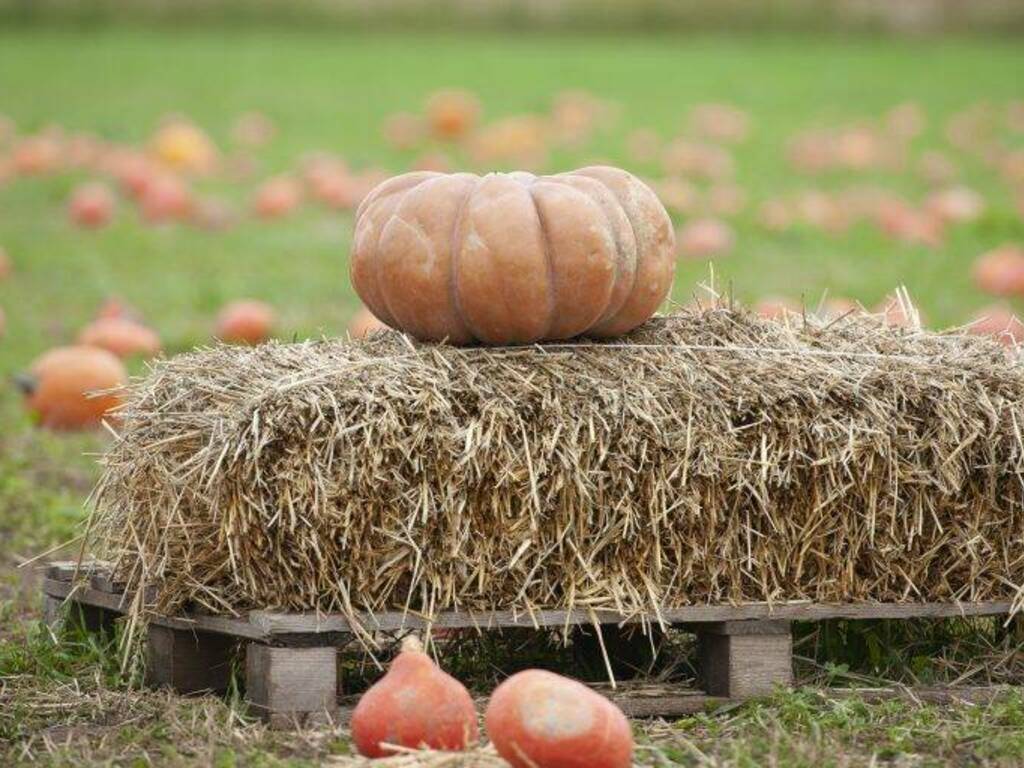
[
  {"left": 352, "top": 166, "right": 676, "bottom": 345},
  {"left": 0, "top": 246, "right": 11, "bottom": 280},
  {"left": 68, "top": 182, "right": 116, "bottom": 229},
  {"left": 12, "top": 136, "right": 61, "bottom": 175},
  {"left": 252, "top": 176, "right": 302, "bottom": 219},
  {"left": 677, "top": 218, "right": 734, "bottom": 259},
  {"left": 967, "top": 305, "right": 1024, "bottom": 346},
  {"left": 425, "top": 89, "right": 481, "bottom": 141},
  {"left": 150, "top": 119, "right": 217, "bottom": 174},
  {"left": 351, "top": 636, "right": 477, "bottom": 757},
  {"left": 973, "top": 244, "right": 1024, "bottom": 297},
  {"left": 486, "top": 669, "right": 633, "bottom": 768},
  {"left": 78, "top": 317, "right": 161, "bottom": 359},
  {"left": 139, "top": 174, "right": 192, "bottom": 223},
  {"left": 95, "top": 297, "right": 142, "bottom": 322},
  {"left": 215, "top": 300, "right": 276, "bottom": 345},
  {"left": 17, "top": 346, "right": 126, "bottom": 430},
  {"left": 348, "top": 306, "right": 389, "bottom": 338},
  {"left": 754, "top": 296, "right": 800, "bottom": 320}
]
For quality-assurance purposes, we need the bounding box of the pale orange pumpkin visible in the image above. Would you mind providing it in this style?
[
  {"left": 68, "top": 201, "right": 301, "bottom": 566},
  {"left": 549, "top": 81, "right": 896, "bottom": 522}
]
[
  {"left": 351, "top": 636, "right": 477, "bottom": 757},
  {"left": 677, "top": 218, "right": 734, "bottom": 259},
  {"left": 0, "top": 246, "right": 11, "bottom": 281},
  {"left": 348, "top": 306, "right": 389, "bottom": 338},
  {"left": 150, "top": 119, "right": 217, "bottom": 174},
  {"left": 215, "top": 300, "right": 276, "bottom": 345},
  {"left": 68, "top": 182, "right": 116, "bottom": 229},
  {"left": 968, "top": 305, "right": 1024, "bottom": 346},
  {"left": 425, "top": 89, "right": 481, "bottom": 141},
  {"left": 352, "top": 166, "right": 676, "bottom": 345},
  {"left": 78, "top": 317, "right": 161, "bottom": 359},
  {"left": 486, "top": 669, "right": 633, "bottom": 768},
  {"left": 973, "top": 245, "right": 1024, "bottom": 297},
  {"left": 17, "top": 346, "right": 126, "bottom": 431},
  {"left": 252, "top": 176, "right": 302, "bottom": 219}
]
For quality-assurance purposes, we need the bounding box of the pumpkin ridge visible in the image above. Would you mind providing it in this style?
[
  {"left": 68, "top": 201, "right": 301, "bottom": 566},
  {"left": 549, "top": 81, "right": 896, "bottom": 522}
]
[
  {"left": 525, "top": 181, "right": 559, "bottom": 339},
  {"left": 585, "top": 173, "right": 644, "bottom": 335},
  {"left": 551, "top": 172, "right": 637, "bottom": 329},
  {"left": 449, "top": 174, "right": 486, "bottom": 344}
]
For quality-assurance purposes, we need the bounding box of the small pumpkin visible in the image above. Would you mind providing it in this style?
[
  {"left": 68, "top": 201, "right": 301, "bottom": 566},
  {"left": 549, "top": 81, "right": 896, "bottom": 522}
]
[
  {"left": 425, "top": 89, "right": 481, "bottom": 141},
  {"left": 968, "top": 305, "right": 1024, "bottom": 346},
  {"left": 252, "top": 176, "right": 302, "bottom": 219},
  {"left": 68, "top": 182, "right": 116, "bottom": 229},
  {"left": 352, "top": 166, "right": 676, "bottom": 345},
  {"left": 973, "top": 244, "right": 1024, "bottom": 297},
  {"left": 140, "top": 174, "right": 192, "bottom": 223},
  {"left": 17, "top": 345, "right": 126, "bottom": 430},
  {"left": 78, "top": 317, "right": 161, "bottom": 359},
  {"left": 215, "top": 300, "right": 276, "bottom": 345},
  {"left": 150, "top": 119, "right": 217, "bottom": 174},
  {"left": 351, "top": 635, "right": 477, "bottom": 757},
  {"left": 485, "top": 669, "right": 633, "bottom": 768},
  {"left": 677, "top": 217, "right": 734, "bottom": 259},
  {"left": 348, "top": 306, "right": 389, "bottom": 338}
]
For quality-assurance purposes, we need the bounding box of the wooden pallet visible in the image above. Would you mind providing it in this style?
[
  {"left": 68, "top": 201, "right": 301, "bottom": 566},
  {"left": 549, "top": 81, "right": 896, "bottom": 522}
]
[{"left": 41, "top": 562, "right": 1018, "bottom": 728}]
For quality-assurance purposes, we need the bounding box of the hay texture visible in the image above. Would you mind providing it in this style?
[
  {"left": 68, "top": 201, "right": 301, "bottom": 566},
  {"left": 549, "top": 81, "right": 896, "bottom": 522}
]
[{"left": 89, "top": 308, "right": 1024, "bottom": 624}]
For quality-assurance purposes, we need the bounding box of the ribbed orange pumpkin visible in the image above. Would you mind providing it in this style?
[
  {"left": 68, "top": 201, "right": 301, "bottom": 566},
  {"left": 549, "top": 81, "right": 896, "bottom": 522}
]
[{"left": 352, "top": 166, "right": 676, "bottom": 345}]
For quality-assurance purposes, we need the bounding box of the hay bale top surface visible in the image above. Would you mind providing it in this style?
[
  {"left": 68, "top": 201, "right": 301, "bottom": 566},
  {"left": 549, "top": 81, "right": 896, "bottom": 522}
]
[{"left": 90, "top": 308, "right": 1024, "bottom": 623}]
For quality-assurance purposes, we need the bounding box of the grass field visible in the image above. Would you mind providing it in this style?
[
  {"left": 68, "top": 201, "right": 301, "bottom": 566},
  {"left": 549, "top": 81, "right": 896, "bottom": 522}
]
[{"left": 1, "top": 27, "right": 1023, "bottom": 766}]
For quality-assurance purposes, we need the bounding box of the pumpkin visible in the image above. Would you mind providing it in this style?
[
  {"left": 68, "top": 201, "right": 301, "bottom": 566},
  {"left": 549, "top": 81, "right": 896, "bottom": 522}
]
[
  {"left": 17, "top": 345, "right": 126, "bottom": 430},
  {"left": 485, "top": 669, "right": 633, "bottom": 768},
  {"left": 78, "top": 317, "right": 161, "bottom": 359},
  {"left": 140, "top": 174, "right": 192, "bottom": 223},
  {"left": 968, "top": 305, "right": 1024, "bottom": 346},
  {"left": 0, "top": 246, "right": 11, "bottom": 280},
  {"left": 348, "top": 306, "right": 389, "bottom": 338},
  {"left": 925, "top": 186, "right": 984, "bottom": 223},
  {"left": 677, "top": 218, "right": 734, "bottom": 259},
  {"left": 973, "top": 244, "right": 1024, "bottom": 296},
  {"left": 425, "top": 89, "right": 481, "bottom": 141},
  {"left": 252, "top": 176, "right": 302, "bottom": 219},
  {"left": 352, "top": 166, "right": 676, "bottom": 345},
  {"left": 96, "top": 297, "right": 142, "bottom": 322},
  {"left": 191, "top": 197, "right": 237, "bottom": 231},
  {"left": 351, "top": 635, "right": 477, "bottom": 757},
  {"left": 215, "top": 300, "right": 276, "bottom": 345},
  {"left": 754, "top": 296, "right": 799, "bottom": 320},
  {"left": 150, "top": 119, "right": 217, "bottom": 174},
  {"left": 68, "top": 182, "right": 116, "bottom": 229},
  {"left": 12, "top": 136, "right": 61, "bottom": 175}
]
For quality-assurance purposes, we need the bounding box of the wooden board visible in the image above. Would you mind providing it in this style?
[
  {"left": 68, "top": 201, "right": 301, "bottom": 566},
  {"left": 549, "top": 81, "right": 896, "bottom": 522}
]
[
  {"left": 247, "top": 600, "right": 1014, "bottom": 636},
  {"left": 43, "top": 565, "right": 1016, "bottom": 642}
]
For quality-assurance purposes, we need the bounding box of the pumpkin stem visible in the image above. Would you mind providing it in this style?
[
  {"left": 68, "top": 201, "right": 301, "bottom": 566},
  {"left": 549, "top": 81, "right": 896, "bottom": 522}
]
[
  {"left": 13, "top": 372, "right": 37, "bottom": 397},
  {"left": 400, "top": 634, "right": 424, "bottom": 654}
]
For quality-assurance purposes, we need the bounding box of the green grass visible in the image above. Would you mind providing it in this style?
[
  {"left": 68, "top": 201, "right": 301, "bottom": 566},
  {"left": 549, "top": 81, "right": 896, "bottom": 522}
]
[{"left": 0, "top": 27, "right": 1023, "bottom": 766}]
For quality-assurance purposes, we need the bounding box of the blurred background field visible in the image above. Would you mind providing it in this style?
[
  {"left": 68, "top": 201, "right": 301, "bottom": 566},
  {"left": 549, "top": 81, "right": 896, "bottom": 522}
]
[{"left": 1, "top": 5, "right": 1024, "bottom": 766}]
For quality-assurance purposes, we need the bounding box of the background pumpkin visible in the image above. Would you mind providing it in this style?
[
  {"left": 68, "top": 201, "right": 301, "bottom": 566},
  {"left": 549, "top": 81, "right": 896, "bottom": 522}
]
[
  {"left": 17, "top": 345, "right": 126, "bottom": 431},
  {"left": 351, "top": 165, "right": 676, "bottom": 345}
]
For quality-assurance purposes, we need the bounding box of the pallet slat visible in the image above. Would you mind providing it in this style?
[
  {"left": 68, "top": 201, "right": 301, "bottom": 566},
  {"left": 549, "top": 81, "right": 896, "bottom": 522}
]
[{"left": 44, "top": 575, "right": 1015, "bottom": 638}]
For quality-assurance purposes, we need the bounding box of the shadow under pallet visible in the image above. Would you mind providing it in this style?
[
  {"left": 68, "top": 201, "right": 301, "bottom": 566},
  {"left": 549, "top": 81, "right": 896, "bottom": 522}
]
[{"left": 41, "top": 562, "right": 1019, "bottom": 728}]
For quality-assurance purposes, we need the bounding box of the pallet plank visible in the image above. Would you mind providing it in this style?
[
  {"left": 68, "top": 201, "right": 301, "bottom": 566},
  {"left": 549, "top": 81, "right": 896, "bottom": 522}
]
[
  {"left": 44, "top": 575, "right": 1015, "bottom": 638},
  {"left": 249, "top": 600, "right": 1014, "bottom": 635}
]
